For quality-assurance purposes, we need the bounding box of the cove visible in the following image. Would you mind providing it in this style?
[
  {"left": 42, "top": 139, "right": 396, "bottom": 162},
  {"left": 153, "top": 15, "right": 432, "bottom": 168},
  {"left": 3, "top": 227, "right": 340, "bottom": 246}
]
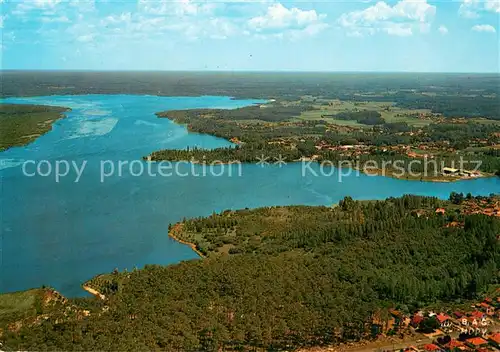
[{"left": 1, "top": 94, "right": 499, "bottom": 298}]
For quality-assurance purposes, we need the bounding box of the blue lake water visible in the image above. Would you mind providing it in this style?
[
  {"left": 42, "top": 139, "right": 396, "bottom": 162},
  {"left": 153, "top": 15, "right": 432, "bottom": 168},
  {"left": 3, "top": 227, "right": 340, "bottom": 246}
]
[{"left": 1, "top": 94, "right": 499, "bottom": 297}]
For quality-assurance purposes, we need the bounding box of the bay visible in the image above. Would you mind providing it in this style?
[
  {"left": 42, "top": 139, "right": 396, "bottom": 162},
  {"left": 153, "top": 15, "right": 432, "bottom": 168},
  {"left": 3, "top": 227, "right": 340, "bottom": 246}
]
[{"left": 1, "top": 94, "right": 498, "bottom": 297}]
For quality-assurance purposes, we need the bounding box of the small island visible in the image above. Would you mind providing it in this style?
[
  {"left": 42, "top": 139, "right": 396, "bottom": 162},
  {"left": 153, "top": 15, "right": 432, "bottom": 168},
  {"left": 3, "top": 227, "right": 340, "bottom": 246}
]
[
  {"left": 145, "top": 99, "right": 500, "bottom": 182},
  {"left": 0, "top": 104, "right": 70, "bottom": 151}
]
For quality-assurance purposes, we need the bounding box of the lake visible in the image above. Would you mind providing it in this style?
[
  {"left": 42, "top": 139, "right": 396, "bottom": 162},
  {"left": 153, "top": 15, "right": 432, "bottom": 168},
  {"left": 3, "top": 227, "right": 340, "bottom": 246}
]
[{"left": 1, "top": 94, "right": 499, "bottom": 297}]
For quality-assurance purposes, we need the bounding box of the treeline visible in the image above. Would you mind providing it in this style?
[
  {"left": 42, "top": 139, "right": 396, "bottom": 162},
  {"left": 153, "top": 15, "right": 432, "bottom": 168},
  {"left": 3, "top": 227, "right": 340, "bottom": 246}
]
[
  {"left": 148, "top": 144, "right": 303, "bottom": 163},
  {"left": 2, "top": 195, "right": 500, "bottom": 351},
  {"left": 148, "top": 143, "right": 500, "bottom": 176}
]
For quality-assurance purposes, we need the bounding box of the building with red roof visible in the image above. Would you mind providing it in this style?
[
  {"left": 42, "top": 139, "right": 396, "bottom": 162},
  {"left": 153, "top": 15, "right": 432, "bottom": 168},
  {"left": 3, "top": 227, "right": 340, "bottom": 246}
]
[
  {"left": 465, "top": 336, "right": 488, "bottom": 348},
  {"left": 443, "top": 339, "right": 465, "bottom": 351},
  {"left": 435, "top": 208, "right": 446, "bottom": 215},
  {"left": 488, "top": 332, "right": 500, "bottom": 347},
  {"left": 470, "top": 310, "right": 485, "bottom": 319},
  {"left": 411, "top": 314, "right": 424, "bottom": 327}
]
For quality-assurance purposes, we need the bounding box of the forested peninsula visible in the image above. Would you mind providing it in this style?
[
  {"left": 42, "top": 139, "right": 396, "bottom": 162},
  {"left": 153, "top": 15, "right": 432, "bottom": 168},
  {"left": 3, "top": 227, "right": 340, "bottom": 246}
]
[
  {"left": 0, "top": 104, "right": 70, "bottom": 151},
  {"left": 1, "top": 194, "right": 499, "bottom": 351}
]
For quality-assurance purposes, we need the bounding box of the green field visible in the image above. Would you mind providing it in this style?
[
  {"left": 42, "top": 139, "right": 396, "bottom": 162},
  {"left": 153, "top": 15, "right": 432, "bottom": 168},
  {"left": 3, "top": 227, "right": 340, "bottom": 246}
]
[
  {"left": 293, "top": 99, "right": 435, "bottom": 127},
  {"left": 0, "top": 104, "right": 70, "bottom": 151}
]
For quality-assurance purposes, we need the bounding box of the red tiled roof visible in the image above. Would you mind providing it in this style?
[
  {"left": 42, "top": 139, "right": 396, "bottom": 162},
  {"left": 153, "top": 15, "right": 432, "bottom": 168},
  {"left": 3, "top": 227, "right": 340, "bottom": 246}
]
[
  {"left": 470, "top": 310, "right": 485, "bottom": 319},
  {"left": 412, "top": 315, "right": 424, "bottom": 325},
  {"left": 466, "top": 337, "right": 488, "bottom": 346},
  {"left": 436, "top": 313, "right": 450, "bottom": 323},
  {"left": 424, "top": 343, "right": 441, "bottom": 351},
  {"left": 489, "top": 332, "right": 500, "bottom": 344}
]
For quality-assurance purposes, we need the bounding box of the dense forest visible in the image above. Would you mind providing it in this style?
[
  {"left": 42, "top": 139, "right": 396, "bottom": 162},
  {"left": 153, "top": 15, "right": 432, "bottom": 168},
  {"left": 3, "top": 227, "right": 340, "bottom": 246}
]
[
  {"left": 0, "top": 104, "right": 69, "bottom": 151},
  {"left": 2, "top": 195, "right": 500, "bottom": 351},
  {"left": 2, "top": 71, "right": 499, "bottom": 119}
]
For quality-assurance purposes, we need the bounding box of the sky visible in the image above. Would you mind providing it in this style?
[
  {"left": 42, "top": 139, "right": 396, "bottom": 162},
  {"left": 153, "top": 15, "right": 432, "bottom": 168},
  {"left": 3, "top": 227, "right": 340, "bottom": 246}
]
[{"left": 1, "top": 0, "right": 499, "bottom": 72}]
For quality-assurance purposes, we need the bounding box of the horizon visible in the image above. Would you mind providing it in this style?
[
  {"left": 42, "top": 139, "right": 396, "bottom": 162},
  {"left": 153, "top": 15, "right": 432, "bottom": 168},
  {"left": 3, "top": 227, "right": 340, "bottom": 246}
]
[{"left": 2, "top": 69, "right": 500, "bottom": 75}]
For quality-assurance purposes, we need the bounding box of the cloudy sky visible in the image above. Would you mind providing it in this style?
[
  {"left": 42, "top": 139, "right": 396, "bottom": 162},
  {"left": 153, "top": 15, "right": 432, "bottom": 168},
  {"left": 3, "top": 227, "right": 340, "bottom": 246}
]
[{"left": 1, "top": 0, "right": 499, "bottom": 72}]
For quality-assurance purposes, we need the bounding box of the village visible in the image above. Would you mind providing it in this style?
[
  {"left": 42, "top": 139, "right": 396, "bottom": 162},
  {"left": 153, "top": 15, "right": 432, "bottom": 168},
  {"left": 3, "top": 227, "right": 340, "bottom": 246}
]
[
  {"left": 458, "top": 197, "right": 500, "bottom": 217},
  {"left": 370, "top": 292, "right": 500, "bottom": 352}
]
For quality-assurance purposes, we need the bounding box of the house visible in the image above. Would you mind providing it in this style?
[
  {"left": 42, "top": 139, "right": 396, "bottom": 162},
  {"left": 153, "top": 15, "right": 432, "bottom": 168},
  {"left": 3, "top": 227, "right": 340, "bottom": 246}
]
[
  {"left": 465, "top": 337, "right": 488, "bottom": 348},
  {"left": 387, "top": 308, "right": 409, "bottom": 331},
  {"left": 435, "top": 208, "right": 446, "bottom": 215},
  {"left": 470, "top": 310, "right": 485, "bottom": 319},
  {"left": 443, "top": 167, "right": 459, "bottom": 176},
  {"left": 469, "top": 311, "right": 488, "bottom": 326},
  {"left": 487, "top": 332, "right": 500, "bottom": 347},
  {"left": 411, "top": 313, "right": 424, "bottom": 327},
  {"left": 436, "top": 314, "right": 452, "bottom": 328},
  {"left": 443, "top": 339, "right": 466, "bottom": 351},
  {"left": 479, "top": 302, "right": 494, "bottom": 315},
  {"left": 467, "top": 317, "right": 481, "bottom": 327}
]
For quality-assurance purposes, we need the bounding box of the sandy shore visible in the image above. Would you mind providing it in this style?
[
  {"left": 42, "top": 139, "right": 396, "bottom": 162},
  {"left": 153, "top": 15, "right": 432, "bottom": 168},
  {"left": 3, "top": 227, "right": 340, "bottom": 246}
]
[
  {"left": 82, "top": 285, "right": 106, "bottom": 300},
  {"left": 168, "top": 223, "right": 205, "bottom": 258}
]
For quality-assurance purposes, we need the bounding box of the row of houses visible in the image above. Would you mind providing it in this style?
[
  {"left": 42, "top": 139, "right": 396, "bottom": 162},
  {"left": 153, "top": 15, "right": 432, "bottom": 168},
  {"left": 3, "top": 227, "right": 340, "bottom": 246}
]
[
  {"left": 415, "top": 332, "right": 500, "bottom": 351},
  {"left": 395, "top": 294, "right": 500, "bottom": 351},
  {"left": 460, "top": 198, "right": 500, "bottom": 218}
]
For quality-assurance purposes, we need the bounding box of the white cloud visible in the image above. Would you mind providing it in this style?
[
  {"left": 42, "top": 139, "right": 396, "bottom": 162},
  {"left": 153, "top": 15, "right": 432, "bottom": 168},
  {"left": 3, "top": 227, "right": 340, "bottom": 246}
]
[
  {"left": 459, "top": 0, "right": 500, "bottom": 18},
  {"left": 14, "top": 0, "right": 62, "bottom": 15},
  {"left": 485, "top": 0, "right": 500, "bottom": 12},
  {"left": 247, "top": 3, "right": 328, "bottom": 38},
  {"left": 471, "top": 24, "right": 497, "bottom": 32},
  {"left": 77, "top": 34, "right": 94, "bottom": 42},
  {"left": 386, "top": 23, "right": 413, "bottom": 36},
  {"left": 11, "top": 0, "right": 94, "bottom": 17},
  {"left": 338, "top": 0, "right": 436, "bottom": 37},
  {"left": 41, "top": 15, "right": 70, "bottom": 23},
  {"left": 438, "top": 25, "right": 448, "bottom": 34},
  {"left": 7, "top": 0, "right": 326, "bottom": 45},
  {"left": 138, "top": 0, "right": 216, "bottom": 17},
  {"left": 101, "top": 13, "right": 132, "bottom": 26}
]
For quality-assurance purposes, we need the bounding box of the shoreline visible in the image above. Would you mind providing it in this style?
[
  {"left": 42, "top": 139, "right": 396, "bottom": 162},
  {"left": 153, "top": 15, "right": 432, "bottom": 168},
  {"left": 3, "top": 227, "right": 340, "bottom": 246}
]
[
  {"left": 0, "top": 105, "right": 72, "bottom": 152},
  {"left": 352, "top": 166, "right": 495, "bottom": 183},
  {"left": 145, "top": 157, "right": 496, "bottom": 183},
  {"left": 82, "top": 285, "right": 106, "bottom": 300},
  {"left": 168, "top": 223, "right": 205, "bottom": 258},
  {"left": 151, "top": 110, "right": 497, "bottom": 183}
]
